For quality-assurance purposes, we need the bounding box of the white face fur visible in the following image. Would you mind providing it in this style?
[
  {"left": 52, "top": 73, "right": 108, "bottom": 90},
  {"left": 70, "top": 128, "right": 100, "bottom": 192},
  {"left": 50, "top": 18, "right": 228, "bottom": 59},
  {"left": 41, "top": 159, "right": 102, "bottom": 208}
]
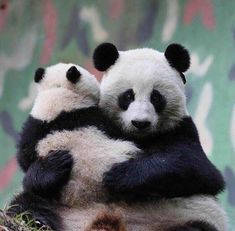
[
  {"left": 99, "top": 48, "right": 188, "bottom": 136},
  {"left": 31, "top": 63, "right": 100, "bottom": 122}
]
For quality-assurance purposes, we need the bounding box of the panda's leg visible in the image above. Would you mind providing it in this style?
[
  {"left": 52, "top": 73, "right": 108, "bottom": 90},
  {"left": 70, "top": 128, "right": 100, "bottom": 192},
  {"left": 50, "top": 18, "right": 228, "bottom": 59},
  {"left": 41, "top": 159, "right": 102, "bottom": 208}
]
[
  {"left": 168, "top": 221, "right": 218, "bottom": 231},
  {"left": 7, "top": 191, "right": 62, "bottom": 231},
  {"left": 23, "top": 150, "right": 73, "bottom": 200},
  {"left": 85, "top": 210, "right": 126, "bottom": 231}
]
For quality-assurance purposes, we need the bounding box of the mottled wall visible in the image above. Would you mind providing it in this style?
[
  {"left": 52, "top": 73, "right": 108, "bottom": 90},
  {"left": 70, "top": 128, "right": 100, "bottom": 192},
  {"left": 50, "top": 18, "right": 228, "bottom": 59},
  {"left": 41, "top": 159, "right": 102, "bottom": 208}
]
[{"left": 0, "top": 0, "right": 234, "bottom": 229}]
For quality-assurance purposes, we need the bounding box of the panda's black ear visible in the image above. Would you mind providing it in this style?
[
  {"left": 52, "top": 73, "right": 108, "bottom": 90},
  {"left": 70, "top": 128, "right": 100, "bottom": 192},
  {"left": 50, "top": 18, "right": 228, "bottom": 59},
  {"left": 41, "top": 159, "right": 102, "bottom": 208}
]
[
  {"left": 34, "top": 68, "right": 45, "bottom": 83},
  {"left": 66, "top": 66, "right": 81, "bottom": 84},
  {"left": 164, "top": 44, "right": 190, "bottom": 73},
  {"left": 93, "top": 43, "right": 119, "bottom": 71}
]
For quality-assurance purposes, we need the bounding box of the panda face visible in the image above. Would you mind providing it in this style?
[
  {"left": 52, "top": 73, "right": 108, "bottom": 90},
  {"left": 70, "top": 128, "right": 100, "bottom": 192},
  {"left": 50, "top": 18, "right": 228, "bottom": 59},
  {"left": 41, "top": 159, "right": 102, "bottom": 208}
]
[{"left": 99, "top": 48, "right": 188, "bottom": 136}]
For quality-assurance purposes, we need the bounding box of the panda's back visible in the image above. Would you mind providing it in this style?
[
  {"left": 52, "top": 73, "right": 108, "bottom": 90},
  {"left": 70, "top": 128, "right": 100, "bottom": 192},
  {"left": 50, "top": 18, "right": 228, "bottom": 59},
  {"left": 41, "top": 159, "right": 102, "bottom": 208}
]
[{"left": 35, "top": 107, "right": 139, "bottom": 206}]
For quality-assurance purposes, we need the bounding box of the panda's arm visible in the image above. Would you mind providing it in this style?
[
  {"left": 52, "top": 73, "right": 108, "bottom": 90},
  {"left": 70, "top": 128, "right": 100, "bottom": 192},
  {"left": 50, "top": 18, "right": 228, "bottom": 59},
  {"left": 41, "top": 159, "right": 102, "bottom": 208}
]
[
  {"left": 23, "top": 150, "right": 73, "bottom": 200},
  {"left": 16, "top": 116, "right": 47, "bottom": 172},
  {"left": 103, "top": 139, "right": 225, "bottom": 198}
]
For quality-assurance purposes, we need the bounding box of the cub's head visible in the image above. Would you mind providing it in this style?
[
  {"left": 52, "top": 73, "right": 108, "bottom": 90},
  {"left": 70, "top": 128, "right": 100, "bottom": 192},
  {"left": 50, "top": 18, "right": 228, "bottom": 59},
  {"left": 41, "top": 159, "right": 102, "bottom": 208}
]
[
  {"left": 31, "top": 63, "right": 100, "bottom": 121},
  {"left": 93, "top": 43, "right": 190, "bottom": 136}
]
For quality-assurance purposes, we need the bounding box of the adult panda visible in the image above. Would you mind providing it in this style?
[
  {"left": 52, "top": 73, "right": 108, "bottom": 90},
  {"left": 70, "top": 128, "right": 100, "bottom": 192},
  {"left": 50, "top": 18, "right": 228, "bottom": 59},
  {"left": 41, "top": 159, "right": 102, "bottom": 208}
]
[
  {"left": 89, "top": 43, "right": 227, "bottom": 231},
  {"left": 12, "top": 45, "right": 226, "bottom": 231}
]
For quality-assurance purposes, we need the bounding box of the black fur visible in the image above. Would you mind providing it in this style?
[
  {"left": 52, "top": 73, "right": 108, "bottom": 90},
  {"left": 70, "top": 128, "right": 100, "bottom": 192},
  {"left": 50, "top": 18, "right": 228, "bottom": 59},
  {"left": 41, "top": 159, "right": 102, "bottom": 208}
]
[
  {"left": 66, "top": 66, "right": 81, "bottom": 84},
  {"left": 118, "top": 89, "right": 135, "bottom": 111},
  {"left": 16, "top": 107, "right": 225, "bottom": 228},
  {"left": 23, "top": 150, "right": 73, "bottom": 201},
  {"left": 164, "top": 44, "right": 190, "bottom": 82},
  {"left": 150, "top": 89, "right": 166, "bottom": 113},
  {"left": 168, "top": 221, "right": 218, "bottom": 231},
  {"left": 18, "top": 108, "right": 225, "bottom": 201},
  {"left": 131, "top": 120, "right": 150, "bottom": 130},
  {"left": 34, "top": 68, "right": 45, "bottom": 83},
  {"left": 180, "top": 73, "right": 186, "bottom": 84},
  {"left": 93, "top": 43, "right": 119, "bottom": 71},
  {"left": 17, "top": 107, "right": 122, "bottom": 172},
  {"left": 7, "top": 191, "right": 62, "bottom": 231},
  {"left": 103, "top": 117, "right": 225, "bottom": 201}
]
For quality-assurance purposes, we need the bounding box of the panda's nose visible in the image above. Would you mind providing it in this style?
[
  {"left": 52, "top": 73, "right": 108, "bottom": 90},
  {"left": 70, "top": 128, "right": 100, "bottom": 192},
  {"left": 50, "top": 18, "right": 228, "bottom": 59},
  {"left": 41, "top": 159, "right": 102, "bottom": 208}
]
[{"left": 131, "top": 120, "right": 151, "bottom": 130}]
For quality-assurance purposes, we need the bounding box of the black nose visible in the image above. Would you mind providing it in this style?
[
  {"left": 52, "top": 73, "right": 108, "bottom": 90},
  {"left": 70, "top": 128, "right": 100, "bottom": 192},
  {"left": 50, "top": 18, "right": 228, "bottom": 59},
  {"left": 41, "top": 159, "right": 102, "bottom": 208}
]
[{"left": 131, "top": 120, "right": 151, "bottom": 130}]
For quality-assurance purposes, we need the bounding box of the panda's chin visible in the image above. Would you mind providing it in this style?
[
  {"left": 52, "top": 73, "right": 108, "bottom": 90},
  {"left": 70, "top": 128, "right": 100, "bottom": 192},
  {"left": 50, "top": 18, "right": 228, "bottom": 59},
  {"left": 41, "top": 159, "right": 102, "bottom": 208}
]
[{"left": 123, "top": 126, "right": 153, "bottom": 138}]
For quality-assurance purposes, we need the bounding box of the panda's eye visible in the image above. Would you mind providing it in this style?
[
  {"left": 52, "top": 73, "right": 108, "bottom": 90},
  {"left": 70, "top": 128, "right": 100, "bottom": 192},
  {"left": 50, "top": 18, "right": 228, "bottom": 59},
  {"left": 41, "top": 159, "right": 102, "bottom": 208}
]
[
  {"left": 118, "top": 89, "right": 135, "bottom": 111},
  {"left": 150, "top": 89, "right": 166, "bottom": 113}
]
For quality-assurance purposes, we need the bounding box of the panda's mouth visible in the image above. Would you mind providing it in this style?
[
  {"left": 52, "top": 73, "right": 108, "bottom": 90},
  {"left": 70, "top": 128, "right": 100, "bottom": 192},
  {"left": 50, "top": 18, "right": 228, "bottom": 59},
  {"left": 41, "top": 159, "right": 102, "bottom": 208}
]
[{"left": 125, "top": 125, "right": 153, "bottom": 137}]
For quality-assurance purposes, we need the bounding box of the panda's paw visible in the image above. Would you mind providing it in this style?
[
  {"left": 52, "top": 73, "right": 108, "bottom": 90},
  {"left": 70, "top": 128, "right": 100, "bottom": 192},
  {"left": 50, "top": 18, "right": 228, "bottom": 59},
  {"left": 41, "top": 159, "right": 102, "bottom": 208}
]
[
  {"left": 45, "top": 150, "right": 73, "bottom": 171},
  {"left": 103, "top": 160, "right": 138, "bottom": 193},
  {"left": 23, "top": 150, "right": 74, "bottom": 197},
  {"left": 43, "top": 150, "right": 74, "bottom": 182}
]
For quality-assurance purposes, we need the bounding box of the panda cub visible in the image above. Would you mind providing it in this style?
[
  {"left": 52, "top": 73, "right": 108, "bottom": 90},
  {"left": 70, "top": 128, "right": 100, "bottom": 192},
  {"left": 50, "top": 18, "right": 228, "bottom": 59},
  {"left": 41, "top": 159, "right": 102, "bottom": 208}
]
[{"left": 14, "top": 62, "right": 140, "bottom": 207}]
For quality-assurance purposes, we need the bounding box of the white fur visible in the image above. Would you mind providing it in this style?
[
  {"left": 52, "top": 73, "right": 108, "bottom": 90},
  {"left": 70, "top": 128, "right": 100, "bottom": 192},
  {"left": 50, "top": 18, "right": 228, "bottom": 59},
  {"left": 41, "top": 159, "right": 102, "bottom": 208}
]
[
  {"left": 99, "top": 48, "right": 188, "bottom": 134},
  {"left": 31, "top": 63, "right": 100, "bottom": 122},
  {"left": 31, "top": 62, "right": 139, "bottom": 207},
  {"left": 30, "top": 62, "right": 226, "bottom": 230},
  {"left": 58, "top": 196, "right": 227, "bottom": 231},
  {"left": 98, "top": 47, "right": 226, "bottom": 230},
  {"left": 37, "top": 127, "right": 139, "bottom": 206}
]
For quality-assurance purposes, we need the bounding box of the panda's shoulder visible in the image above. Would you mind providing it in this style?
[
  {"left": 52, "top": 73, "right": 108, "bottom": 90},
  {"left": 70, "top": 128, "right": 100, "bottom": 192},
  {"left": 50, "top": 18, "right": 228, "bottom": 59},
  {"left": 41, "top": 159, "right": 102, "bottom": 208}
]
[
  {"left": 45, "top": 106, "right": 121, "bottom": 138},
  {"left": 161, "top": 116, "right": 200, "bottom": 146},
  {"left": 140, "top": 116, "right": 200, "bottom": 150},
  {"left": 173, "top": 116, "right": 199, "bottom": 140}
]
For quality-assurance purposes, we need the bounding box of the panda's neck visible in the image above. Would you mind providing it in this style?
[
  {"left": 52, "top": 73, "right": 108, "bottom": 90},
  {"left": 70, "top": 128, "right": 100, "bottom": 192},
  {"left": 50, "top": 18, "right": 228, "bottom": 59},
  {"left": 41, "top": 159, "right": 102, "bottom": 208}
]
[{"left": 30, "top": 88, "right": 97, "bottom": 122}]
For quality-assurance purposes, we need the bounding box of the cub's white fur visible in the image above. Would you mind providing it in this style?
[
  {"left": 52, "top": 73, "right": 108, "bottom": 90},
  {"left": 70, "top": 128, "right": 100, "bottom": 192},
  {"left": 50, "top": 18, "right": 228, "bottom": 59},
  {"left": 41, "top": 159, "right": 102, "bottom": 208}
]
[
  {"left": 37, "top": 127, "right": 138, "bottom": 206},
  {"left": 31, "top": 63, "right": 100, "bottom": 122},
  {"left": 32, "top": 63, "right": 139, "bottom": 207}
]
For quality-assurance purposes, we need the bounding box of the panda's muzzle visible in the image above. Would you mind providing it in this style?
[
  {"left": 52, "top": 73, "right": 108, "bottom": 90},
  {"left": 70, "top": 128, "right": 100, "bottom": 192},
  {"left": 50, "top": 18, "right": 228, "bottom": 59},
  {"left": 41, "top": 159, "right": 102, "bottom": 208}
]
[{"left": 131, "top": 120, "right": 151, "bottom": 130}]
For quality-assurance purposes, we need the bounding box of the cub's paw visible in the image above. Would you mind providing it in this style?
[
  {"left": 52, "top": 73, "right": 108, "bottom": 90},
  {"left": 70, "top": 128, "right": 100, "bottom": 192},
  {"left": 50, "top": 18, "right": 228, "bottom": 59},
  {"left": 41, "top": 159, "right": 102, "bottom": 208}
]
[
  {"left": 43, "top": 150, "right": 74, "bottom": 185},
  {"left": 23, "top": 150, "right": 73, "bottom": 199},
  {"left": 44, "top": 150, "right": 73, "bottom": 173},
  {"left": 85, "top": 211, "right": 126, "bottom": 231}
]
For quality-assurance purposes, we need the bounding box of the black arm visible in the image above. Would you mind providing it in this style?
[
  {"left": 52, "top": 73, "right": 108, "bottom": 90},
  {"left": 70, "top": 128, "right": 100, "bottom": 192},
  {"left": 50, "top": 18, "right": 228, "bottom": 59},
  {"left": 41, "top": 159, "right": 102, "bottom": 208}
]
[
  {"left": 103, "top": 117, "right": 225, "bottom": 199},
  {"left": 23, "top": 150, "right": 73, "bottom": 201},
  {"left": 17, "top": 116, "right": 47, "bottom": 172},
  {"left": 103, "top": 139, "right": 225, "bottom": 198}
]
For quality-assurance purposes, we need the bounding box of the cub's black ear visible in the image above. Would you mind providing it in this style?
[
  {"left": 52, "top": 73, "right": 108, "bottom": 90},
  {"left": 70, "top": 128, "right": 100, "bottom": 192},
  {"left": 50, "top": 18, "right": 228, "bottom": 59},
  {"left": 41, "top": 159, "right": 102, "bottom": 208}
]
[
  {"left": 34, "top": 68, "right": 45, "bottom": 83},
  {"left": 93, "top": 43, "right": 119, "bottom": 71},
  {"left": 66, "top": 66, "right": 81, "bottom": 84},
  {"left": 164, "top": 44, "right": 190, "bottom": 73}
]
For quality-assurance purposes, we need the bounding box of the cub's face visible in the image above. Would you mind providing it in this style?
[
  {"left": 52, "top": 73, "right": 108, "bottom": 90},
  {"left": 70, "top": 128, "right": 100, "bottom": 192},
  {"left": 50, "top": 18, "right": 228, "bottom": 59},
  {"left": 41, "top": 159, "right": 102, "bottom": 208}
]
[
  {"left": 94, "top": 44, "right": 190, "bottom": 136},
  {"left": 34, "top": 63, "right": 100, "bottom": 104}
]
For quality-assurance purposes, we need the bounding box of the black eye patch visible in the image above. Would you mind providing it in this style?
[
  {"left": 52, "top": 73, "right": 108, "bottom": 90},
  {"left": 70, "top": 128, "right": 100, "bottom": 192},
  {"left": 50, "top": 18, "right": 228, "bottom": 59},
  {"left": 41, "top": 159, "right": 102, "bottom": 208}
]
[
  {"left": 151, "top": 89, "right": 166, "bottom": 113},
  {"left": 118, "top": 89, "right": 135, "bottom": 111}
]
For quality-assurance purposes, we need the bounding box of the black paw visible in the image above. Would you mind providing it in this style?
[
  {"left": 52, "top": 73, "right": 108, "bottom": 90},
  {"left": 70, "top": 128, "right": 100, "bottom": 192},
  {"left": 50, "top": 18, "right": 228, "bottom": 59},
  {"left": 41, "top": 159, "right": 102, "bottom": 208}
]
[
  {"left": 43, "top": 150, "right": 73, "bottom": 173},
  {"left": 23, "top": 150, "right": 73, "bottom": 199},
  {"left": 103, "top": 160, "right": 139, "bottom": 193}
]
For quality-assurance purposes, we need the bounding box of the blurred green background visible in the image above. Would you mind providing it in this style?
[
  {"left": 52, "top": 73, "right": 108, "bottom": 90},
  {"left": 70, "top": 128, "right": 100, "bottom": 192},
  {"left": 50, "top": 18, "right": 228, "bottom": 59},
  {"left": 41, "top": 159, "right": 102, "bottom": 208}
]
[{"left": 0, "top": 0, "right": 234, "bottom": 230}]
